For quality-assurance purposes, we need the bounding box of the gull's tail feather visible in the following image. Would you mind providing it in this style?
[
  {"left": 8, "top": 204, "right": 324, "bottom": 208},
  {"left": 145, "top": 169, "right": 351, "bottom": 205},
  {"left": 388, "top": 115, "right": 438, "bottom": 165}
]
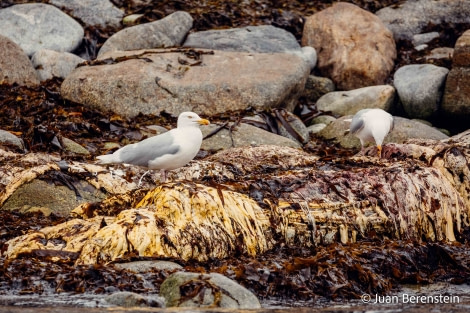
[{"left": 96, "top": 154, "right": 118, "bottom": 164}]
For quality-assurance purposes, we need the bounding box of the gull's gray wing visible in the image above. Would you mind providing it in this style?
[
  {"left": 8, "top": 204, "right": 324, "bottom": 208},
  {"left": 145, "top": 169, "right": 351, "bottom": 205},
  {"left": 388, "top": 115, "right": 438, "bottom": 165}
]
[
  {"left": 117, "top": 131, "right": 180, "bottom": 167},
  {"left": 350, "top": 109, "right": 370, "bottom": 134}
]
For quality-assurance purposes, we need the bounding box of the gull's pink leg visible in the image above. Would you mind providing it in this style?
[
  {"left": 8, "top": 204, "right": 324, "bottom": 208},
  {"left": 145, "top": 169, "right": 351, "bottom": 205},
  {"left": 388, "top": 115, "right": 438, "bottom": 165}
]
[{"left": 160, "top": 169, "right": 167, "bottom": 183}]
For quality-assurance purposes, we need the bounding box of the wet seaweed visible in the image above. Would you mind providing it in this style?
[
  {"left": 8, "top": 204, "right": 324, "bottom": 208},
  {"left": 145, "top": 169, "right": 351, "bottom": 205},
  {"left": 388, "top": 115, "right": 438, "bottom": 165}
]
[{"left": 1, "top": 208, "right": 470, "bottom": 304}]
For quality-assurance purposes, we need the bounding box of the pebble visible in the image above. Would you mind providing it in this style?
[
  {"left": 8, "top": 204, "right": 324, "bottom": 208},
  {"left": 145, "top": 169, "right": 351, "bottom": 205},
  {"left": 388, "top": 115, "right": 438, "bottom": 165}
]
[
  {"left": 412, "top": 32, "right": 440, "bottom": 47},
  {"left": 307, "top": 123, "right": 327, "bottom": 135},
  {"left": 311, "top": 115, "right": 336, "bottom": 126},
  {"left": 425, "top": 47, "right": 454, "bottom": 62},
  {"left": 0, "top": 129, "right": 25, "bottom": 151},
  {"left": 60, "top": 136, "right": 90, "bottom": 155}
]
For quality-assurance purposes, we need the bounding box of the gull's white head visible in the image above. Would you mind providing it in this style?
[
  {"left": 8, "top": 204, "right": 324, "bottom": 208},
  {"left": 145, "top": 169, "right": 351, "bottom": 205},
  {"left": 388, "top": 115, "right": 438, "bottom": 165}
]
[{"left": 177, "top": 112, "right": 210, "bottom": 128}]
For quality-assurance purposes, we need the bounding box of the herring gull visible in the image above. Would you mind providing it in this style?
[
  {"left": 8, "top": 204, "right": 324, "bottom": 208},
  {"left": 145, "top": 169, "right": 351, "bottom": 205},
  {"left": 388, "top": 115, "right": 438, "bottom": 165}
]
[
  {"left": 350, "top": 108, "right": 394, "bottom": 157},
  {"left": 97, "top": 112, "right": 210, "bottom": 183}
]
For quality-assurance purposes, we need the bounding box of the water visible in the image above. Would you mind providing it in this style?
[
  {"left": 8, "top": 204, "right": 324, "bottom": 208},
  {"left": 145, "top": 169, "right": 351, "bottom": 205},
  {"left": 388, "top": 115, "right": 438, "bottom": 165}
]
[{"left": 1, "top": 283, "right": 470, "bottom": 313}]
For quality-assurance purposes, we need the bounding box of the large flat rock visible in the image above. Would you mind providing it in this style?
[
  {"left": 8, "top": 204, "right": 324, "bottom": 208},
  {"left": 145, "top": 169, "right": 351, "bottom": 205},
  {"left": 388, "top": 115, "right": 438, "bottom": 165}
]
[{"left": 61, "top": 49, "right": 310, "bottom": 117}]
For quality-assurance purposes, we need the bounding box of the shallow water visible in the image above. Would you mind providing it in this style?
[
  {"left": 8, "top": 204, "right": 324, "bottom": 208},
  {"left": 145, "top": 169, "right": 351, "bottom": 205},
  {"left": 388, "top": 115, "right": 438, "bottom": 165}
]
[{"left": 1, "top": 283, "right": 470, "bottom": 313}]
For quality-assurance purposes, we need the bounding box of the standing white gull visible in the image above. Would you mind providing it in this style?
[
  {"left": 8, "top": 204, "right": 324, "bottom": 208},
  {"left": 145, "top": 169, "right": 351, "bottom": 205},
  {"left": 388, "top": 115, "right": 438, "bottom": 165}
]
[
  {"left": 349, "top": 108, "right": 394, "bottom": 158},
  {"left": 96, "top": 112, "right": 210, "bottom": 183}
]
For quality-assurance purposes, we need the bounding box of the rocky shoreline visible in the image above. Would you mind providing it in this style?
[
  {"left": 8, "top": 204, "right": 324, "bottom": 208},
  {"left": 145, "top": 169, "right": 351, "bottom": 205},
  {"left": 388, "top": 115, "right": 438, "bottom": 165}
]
[{"left": 1, "top": 0, "right": 470, "bottom": 309}]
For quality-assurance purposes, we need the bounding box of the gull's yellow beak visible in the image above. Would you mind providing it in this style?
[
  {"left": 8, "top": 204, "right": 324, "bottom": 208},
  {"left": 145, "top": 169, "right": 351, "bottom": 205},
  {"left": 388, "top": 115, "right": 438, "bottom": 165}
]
[{"left": 198, "top": 118, "right": 210, "bottom": 125}]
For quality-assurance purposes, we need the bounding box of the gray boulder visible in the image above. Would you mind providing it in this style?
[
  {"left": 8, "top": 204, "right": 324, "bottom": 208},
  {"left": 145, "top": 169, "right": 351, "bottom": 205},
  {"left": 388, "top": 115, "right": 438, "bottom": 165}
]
[
  {"left": 1, "top": 178, "right": 106, "bottom": 216},
  {"left": 50, "top": 0, "right": 124, "bottom": 28},
  {"left": 184, "top": 25, "right": 317, "bottom": 70},
  {"left": 160, "top": 272, "right": 261, "bottom": 309},
  {"left": 394, "top": 64, "right": 449, "bottom": 119},
  {"left": 0, "top": 35, "right": 39, "bottom": 86},
  {"left": 316, "top": 85, "right": 395, "bottom": 116},
  {"left": 0, "top": 3, "right": 84, "bottom": 56},
  {"left": 31, "top": 49, "right": 85, "bottom": 81},
  {"left": 412, "top": 32, "right": 439, "bottom": 47},
  {"left": 98, "top": 11, "right": 193, "bottom": 56},
  {"left": 201, "top": 123, "right": 301, "bottom": 151},
  {"left": 184, "top": 25, "right": 300, "bottom": 53},
  {"left": 376, "top": 0, "right": 470, "bottom": 41},
  {"left": 318, "top": 116, "right": 449, "bottom": 149},
  {"left": 61, "top": 49, "right": 310, "bottom": 117}
]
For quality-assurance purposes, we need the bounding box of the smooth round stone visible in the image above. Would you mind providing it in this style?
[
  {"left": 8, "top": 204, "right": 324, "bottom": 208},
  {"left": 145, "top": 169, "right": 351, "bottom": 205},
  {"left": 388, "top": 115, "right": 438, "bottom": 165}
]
[{"left": 0, "top": 3, "right": 84, "bottom": 56}]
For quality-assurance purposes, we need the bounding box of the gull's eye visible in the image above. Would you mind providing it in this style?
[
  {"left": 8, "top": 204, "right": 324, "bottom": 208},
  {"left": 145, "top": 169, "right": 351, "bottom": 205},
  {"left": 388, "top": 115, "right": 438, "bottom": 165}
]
[{"left": 188, "top": 115, "right": 193, "bottom": 119}]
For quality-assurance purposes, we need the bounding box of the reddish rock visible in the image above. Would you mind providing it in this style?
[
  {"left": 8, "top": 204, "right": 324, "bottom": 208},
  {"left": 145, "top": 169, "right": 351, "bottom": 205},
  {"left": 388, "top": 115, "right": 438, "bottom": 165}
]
[
  {"left": 0, "top": 35, "right": 39, "bottom": 86},
  {"left": 452, "top": 30, "right": 470, "bottom": 67},
  {"left": 442, "top": 30, "right": 470, "bottom": 119},
  {"left": 301, "top": 2, "right": 396, "bottom": 90}
]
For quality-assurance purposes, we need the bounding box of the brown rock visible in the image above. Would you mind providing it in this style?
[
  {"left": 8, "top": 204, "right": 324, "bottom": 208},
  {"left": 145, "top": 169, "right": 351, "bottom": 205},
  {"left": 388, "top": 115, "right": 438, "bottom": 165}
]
[
  {"left": 61, "top": 49, "right": 310, "bottom": 118},
  {"left": 442, "top": 30, "right": 470, "bottom": 119},
  {"left": 301, "top": 2, "right": 396, "bottom": 90},
  {"left": 451, "top": 30, "right": 470, "bottom": 67},
  {"left": 0, "top": 35, "right": 39, "bottom": 86}
]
